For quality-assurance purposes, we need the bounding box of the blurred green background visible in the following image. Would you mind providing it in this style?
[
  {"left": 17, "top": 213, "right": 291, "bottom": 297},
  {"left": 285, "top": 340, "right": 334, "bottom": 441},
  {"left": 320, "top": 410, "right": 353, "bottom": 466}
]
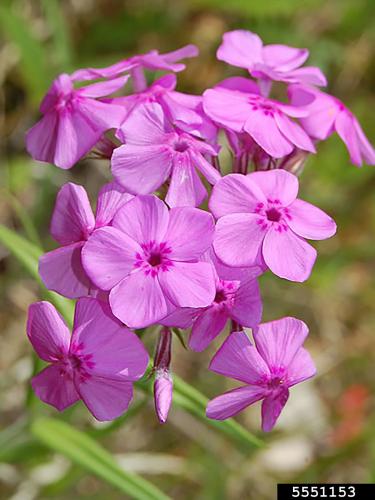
[{"left": 1, "top": 0, "right": 375, "bottom": 498}]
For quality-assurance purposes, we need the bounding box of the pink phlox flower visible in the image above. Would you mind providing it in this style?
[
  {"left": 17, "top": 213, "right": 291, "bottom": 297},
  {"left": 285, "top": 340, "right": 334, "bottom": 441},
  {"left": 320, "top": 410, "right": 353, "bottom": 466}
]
[
  {"left": 27, "top": 298, "right": 149, "bottom": 420},
  {"left": 206, "top": 317, "right": 316, "bottom": 431},
  {"left": 82, "top": 195, "right": 216, "bottom": 328},
  {"left": 188, "top": 250, "right": 263, "bottom": 352},
  {"left": 289, "top": 84, "right": 375, "bottom": 167},
  {"left": 70, "top": 45, "right": 199, "bottom": 82},
  {"left": 203, "top": 77, "right": 316, "bottom": 158},
  {"left": 210, "top": 169, "right": 336, "bottom": 282},
  {"left": 26, "top": 73, "right": 129, "bottom": 169},
  {"left": 217, "top": 30, "right": 327, "bottom": 87},
  {"left": 39, "top": 182, "right": 132, "bottom": 299},
  {"left": 111, "top": 102, "right": 221, "bottom": 207}
]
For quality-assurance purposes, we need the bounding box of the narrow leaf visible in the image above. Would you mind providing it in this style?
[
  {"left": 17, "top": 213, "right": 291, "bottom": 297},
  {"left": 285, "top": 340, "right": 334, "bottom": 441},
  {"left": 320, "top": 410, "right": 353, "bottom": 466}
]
[{"left": 32, "top": 418, "right": 170, "bottom": 500}]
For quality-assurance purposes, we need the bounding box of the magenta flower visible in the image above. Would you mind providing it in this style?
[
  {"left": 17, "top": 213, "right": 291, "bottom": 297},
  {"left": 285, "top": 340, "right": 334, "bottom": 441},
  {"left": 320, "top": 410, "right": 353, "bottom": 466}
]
[
  {"left": 289, "top": 84, "right": 375, "bottom": 167},
  {"left": 70, "top": 44, "right": 198, "bottom": 82},
  {"left": 27, "top": 298, "right": 149, "bottom": 420},
  {"left": 206, "top": 317, "right": 316, "bottom": 431},
  {"left": 82, "top": 195, "right": 216, "bottom": 328},
  {"left": 111, "top": 102, "right": 221, "bottom": 207},
  {"left": 39, "top": 182, "right": 132, "bottom": 299},
  {"left": 26, "top": 74, "right": 128, "bottom": 169},
  {"left": 203, "top": 80, "right": 315, "bottom": 158},
  {"left": 210, "top": 169, "right": 336, "bottom": 282},
  {"left": 217, "top": 30, "right": 327, "bottom": 87},
  {"left": 188, "top": 252, "right": 263, "bottom": 352}
]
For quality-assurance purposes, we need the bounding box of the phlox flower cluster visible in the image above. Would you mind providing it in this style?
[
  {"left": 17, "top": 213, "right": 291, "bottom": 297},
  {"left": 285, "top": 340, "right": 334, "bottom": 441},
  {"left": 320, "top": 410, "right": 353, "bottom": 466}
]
[{"left": 25, "top": 30, "right": 374, "bottom": 430}]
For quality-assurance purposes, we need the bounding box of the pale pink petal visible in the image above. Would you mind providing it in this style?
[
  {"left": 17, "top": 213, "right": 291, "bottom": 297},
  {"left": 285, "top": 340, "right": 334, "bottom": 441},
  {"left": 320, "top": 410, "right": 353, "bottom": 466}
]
[
  {"left": 111, "top": 143, "right": 172, "bottom": 195},
  {"left": 209, "top": 249, "right": 264, "bottom": 281},
  {"left": 189, "top": 151, "right": 222, "bottom": 185},
  {"left": 116, "top": 102, "right": 169, "bottom": 145},
  {"left": 203, "top": 88, "right": 251, "bottom": 132},
  {"left": 249, "top": 170, "right": 299, "bottom": 207},
  {"left": 110, "top": 271, "right": 172, "bottom": 328},
  {"left": 112, "top": 195, "right": 169, "bottom": 244},
  {"left": 27, "top": 301, "right": 70, "bottom": 361},
  {"left": 50, "top": 183, "right": 95, "bottom": 244},
  {"left": 262, "top": 45, "right": 309, "bottom": 72},
  {"left": 230, "top": 278, "right": 262, "bottom": 328},
  {"left": 165, "top": 155, "right": 207, "bottom": 208},
  {"left": 216, "top": 76, "right": 260, "bottom": 94},
  {"left": 71, "top": 298, "right": 149, "bottom": 380},
  {"left": 77, "top": 76, "right": 129, "bottom": 97},
  {"left": 287, "top": 199, "right": 336, "bottom": 240},
  {"left": 95, "top": 182, "right": 133, "bottom": 228},
  {"left": 209, "top": 173, "right": 266, "bottom": 218},
  {"left": 213, "top": 213, "right": 266, "bottom": 268},
  {"left": 286, "top": 347, "right": 316, "bottom": 386},
  {"left": 207, "top": 385, "right": 266, "bottom": 420},
  {"left": 189, "top": 307, "right": 228, "bottom": 352},
  {"left": 160, "top": 307, "right": 198, "bottom": 328},
  {"left": 154, "top": 372, "right": 173, "bottom": 423},
  {"left": 26, "top": 112, "right": 58, "bottom": 165},
  {"left": 262, "top": 227, "right": 317, "bottom": 282},
  {"left": 32, "top": 365, "right": 79, "bottom": 411},
  {"left": 354, "top": 119, "right": 375, "bottom": 165},
  {"left": 335, "top": 111, "right": 362, "bottom": 166},
  {"left": 159, "top": 261, "right": 216, "bottom": 308},
  {"left": 286, "top": 66, "right": 327, "bottom": 86},
  {"left": 39, "top": 242, "right": 95, "bottom": 299},
  {"left": 274, "top": 113, "right": 316, "bottom": 153},
  {"left": 244, "top": 110, "right": 294, "bottom": 158},
  {"left": 209, "top": 331, "right": 270, "bottom": 384},
  {"left": 76, "top": 97, "right": 126, "bottom": 130},
  {"left": 162, "top": 44, "right": 199, "bottom": 63},
  {"left": 81, "top": 227, "right": 140, "bottom": 290},
  {"left": 253, "top": 317, "right": 309, "bottom": 371},
  {"left": 164, "top": 207, "right": 214, "bottom": 260},
  {"left": 261, "top": 388, "right": 289, "bottom": 432},
  {"left": 217, "top": 30, "right": 263, "bottom": 69},
  {"left": 78, "top": 377, "right": 133, "bottom": 421}
]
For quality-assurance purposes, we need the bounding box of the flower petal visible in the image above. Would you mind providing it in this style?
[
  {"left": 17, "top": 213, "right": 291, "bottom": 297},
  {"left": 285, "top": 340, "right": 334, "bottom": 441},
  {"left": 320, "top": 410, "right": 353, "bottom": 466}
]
[
  {"left": 189, "top": 307, "right": 228, "bottom": 352},
  {"left": 274, "top": 113, "right": 316, "bottom": 153},
  {"left": 77, "top": 76, "right": 129, "bottom": 97},
  {"left": 286, "top": 347, "right": 316, "bottom": 387},
  {"left": 253, "top": 317, "right": 309, "bottom": 372},
  {"left": 82, "top": 227, "right": 140, "bottom": 290},
  {"left": 164, "top": 207, "right": 214, "bottom": 260},
  {"left": 32, "top": 364, "right": 79, "bottom": 411},
  {"left": 263, "top": 227, "right": 317, "bottom": 282},
  {"left": 262, "top": 44, "right": 309, "bottom": 72},
  {"left": 209, "top": 173, "right": 266, "bottom": 218},
  {"left": 50, "top": 183, "right": 95, "bottom": 244},
  {"left": 203, "top": 88, "right": 251, "bottom": 132},
  {"left": 110, "top": 271, "right": 172, "bottom": 328},
  {"left": 26, "top": 111, "right": 58, "bottom": 165},
  {"left": 213, "top": 213, "right": 266, "bottom": 268},
  {"left": 112, "top": 195, "right": 169, "bottom": 244},
  {"left": 288, "top": 199, "right": 336, "bottom": 240},
  {"left": 159, "top": 261, "right": 216, "bottom": 308},
  {"left": 78, "top": 377, "right": 133, "bottom": 421},
  {"left": 250, "top": 170, "right": 299, "bottom": 207},
  {"left": 261, "top": 387, "right": 289, "bottom": 432},
  {"left": 354, "top": 119, "right": 375, "bottom": 165},
  {"left": 217, "top": 30, "right": 263, "bottom": 69},
  {"left": 206, "top": 385, "right": 266, "bottom": 420},
  {"left": 165, "top": 155, "right": 207, "bottom": 208},
  {"left": 286, "top": 66, "right": 327, "bottom": 86},
  {"left": 116, "top": 102, "right": 169, "bottom": 145},
  {"left": 209, "top": 331, "right": 270, "bottom": 384},
  {"left": 335, "top": 110, "right": 362, "bottom": 166},
  {"left": 27, "top": 301, "right": 70, "bottom": 361},
  {"left": 39, "top": 242, "right": 95, "bottom": 299},
  {"left": 230, "top": 278, "right": 262, "bottom": 328},
  {"left": 95, "top": 182, "right": 133, "bottom": 228},
  {"left": 71, "top": 298, "right": 149, "bottom": 380}
]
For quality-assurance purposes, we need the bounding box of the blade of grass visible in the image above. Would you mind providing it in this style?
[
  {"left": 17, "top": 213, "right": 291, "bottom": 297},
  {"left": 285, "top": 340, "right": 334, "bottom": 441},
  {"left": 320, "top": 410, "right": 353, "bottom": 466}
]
[{"left": 32, "top": 418, "right": 170, "bottom": 500}]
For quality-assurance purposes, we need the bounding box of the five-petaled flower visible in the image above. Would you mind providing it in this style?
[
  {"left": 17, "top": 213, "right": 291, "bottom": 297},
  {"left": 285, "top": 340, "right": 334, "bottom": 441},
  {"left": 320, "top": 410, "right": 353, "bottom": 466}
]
[{"left": 206, "top": 317, "right": 316, "bottom": 431}]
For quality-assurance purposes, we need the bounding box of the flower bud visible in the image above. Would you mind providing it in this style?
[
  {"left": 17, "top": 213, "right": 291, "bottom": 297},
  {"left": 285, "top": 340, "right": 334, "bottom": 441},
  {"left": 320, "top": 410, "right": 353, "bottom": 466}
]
[{"left": 154, "top": 370, "right": 173, "bottom": 424}]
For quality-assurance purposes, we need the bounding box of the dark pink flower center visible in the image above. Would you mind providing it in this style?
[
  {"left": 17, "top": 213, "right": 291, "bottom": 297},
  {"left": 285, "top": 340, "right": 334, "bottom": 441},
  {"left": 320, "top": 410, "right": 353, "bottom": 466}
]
[
  {"left": 174, "top": 140, "right": 189, "bottom": 153},
  {"left": 255, "top": 199, "right": 292, "bottom": 233},
  {"left": 266, "top": 207, "right": 281, "bottom": 222},
  {"left": 135, "top": 241, "right": 173, "bottom": 277},
  {"left": 213, "top": 280, "right": 239, "bottom": 308},
  {"left": 58, "top": 342, "right": 95, "bottom": 383},
  {"left": 248, "top": 95, "right": 278, "bottom": 116},
  {"left": 214, "top": 289, "right": 227, "bottom": 303}
]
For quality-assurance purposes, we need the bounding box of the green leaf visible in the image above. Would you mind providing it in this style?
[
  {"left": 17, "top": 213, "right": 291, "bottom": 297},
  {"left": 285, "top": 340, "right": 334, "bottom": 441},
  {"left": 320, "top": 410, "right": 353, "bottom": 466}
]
[
  {"left": 31, "top": 418, "right": 170, "bottom": 500},
  {"left": 0, "top": 224, "right": 263, "bottom": 451},
  {"left": 0, "top": 224, "right": 74, "bottom": 325},
  {"left": 0, "top": 4, "right": 51, "bottom": 103}
]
